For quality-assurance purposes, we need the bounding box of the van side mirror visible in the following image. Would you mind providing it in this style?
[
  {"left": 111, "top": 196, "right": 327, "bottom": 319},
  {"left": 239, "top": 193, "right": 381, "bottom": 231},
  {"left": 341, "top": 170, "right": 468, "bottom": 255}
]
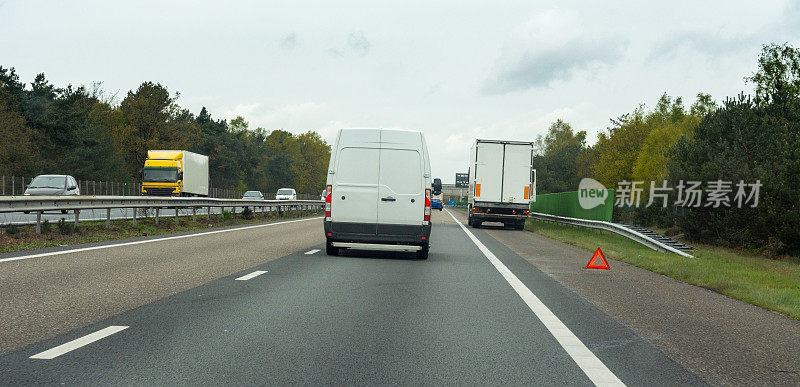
[{"left": 432, "top": 178, "right": 442, "bottom": 195}]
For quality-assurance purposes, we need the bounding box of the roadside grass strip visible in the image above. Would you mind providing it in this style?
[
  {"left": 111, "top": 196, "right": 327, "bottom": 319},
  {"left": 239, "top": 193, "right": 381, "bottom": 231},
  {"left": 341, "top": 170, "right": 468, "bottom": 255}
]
[
  {"left": 30, "top": 326, "right": 128, "bottom": 359},
  {"left": 445, "top": 209, "right": 625, "bottom": 386},
  {"left": 235, "top": 270, "right": 268, "bottom": 281},
  {"left": 527, "top": 219, "right": 800, "bottom": 321}
]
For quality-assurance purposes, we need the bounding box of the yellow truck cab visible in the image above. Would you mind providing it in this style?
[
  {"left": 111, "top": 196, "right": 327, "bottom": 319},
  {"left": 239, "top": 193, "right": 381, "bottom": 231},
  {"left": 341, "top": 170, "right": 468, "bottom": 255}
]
[{"left": 141, "top": 150, "right": 209, "bottom": 196}]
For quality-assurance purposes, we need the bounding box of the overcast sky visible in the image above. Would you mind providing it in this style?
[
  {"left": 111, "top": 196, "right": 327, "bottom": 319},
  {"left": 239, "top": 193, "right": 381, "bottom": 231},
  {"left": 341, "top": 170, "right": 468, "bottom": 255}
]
[{"left": 2, "top": 0, "right": 799, "bottom": 182}]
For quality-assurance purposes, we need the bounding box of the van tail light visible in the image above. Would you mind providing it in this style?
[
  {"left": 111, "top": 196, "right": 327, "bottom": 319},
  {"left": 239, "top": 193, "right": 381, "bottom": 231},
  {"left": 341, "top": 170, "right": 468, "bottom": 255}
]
[
  {"left": 424, "top": 188, "right": 431, "bottom": 222},
  {"left": 325, "top": 185, "right": 332, "bottom": 218}
]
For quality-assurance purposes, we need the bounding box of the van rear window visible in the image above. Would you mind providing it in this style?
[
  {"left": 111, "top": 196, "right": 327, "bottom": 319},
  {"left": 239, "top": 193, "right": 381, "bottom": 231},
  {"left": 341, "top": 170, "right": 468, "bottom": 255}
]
[
  {"left": 337, "top": 147, "right": 379, "bottom": 184},
  {"left": 380, "top": 149, "right": 421, "bottom": 194}
]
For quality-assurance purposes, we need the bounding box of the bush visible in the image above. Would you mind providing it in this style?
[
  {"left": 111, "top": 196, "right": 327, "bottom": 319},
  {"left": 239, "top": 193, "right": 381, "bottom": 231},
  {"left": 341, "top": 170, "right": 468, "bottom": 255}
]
[
  {"left": 57, "top": 218, "right": 75, "bottom": 235},
  {"left": 41, "top": 219, "right": 51, "bottom": 233},
  {"left": 222, "top": 211, "right": 233, "bottom": 220},
  {"left": 667, "top": 95, "right": 800, "bottom": 255},
  {"left": 5, "top": 224, "right": 20, "bottom": 235},
  {"left": 241, "top": 206, "right": 253, "bottom": 220}
]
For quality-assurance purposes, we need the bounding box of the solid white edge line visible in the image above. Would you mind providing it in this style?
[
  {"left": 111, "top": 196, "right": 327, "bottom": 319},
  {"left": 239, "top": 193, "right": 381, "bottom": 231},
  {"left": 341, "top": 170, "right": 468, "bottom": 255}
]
[
  {"left": 235, "top": 270, "right": 268, "bottom": 281},
  {"left": 0, "top": 217, "right": 323, "bottom": 264},
  {"left": 29, "top": 325, "right": 129, "bottom": 359},
  {"left": 444, "top": 208, "right": 625, "bottom": 386},
  {"left": 304, "top": 249, "right": 320, "bottom": 255}
]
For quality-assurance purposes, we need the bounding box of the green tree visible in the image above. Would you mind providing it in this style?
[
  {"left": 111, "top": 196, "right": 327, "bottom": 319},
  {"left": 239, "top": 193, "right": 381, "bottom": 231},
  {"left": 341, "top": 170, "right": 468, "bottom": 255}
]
[
  {"left": 746, "top": 43, "right": 800, "bottom": 104},
  {"left": 0, "top": 87, "right": 35, "bottom": 176},
  {"left": 297, "top": 131, "right": 332, "bottom": 193},
  {"left": 114, "top": 82, "right": 199, "bottom": 178},
  {"left": 533, "top": 120, "right": 589, "bottom": 193}
]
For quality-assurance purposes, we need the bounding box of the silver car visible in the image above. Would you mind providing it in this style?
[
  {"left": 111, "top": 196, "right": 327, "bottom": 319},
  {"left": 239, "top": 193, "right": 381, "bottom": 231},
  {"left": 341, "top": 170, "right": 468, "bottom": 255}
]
[
  {"left": 24, "top": 175, "right": 80, "bottom": 196},
  {"left": 242, "top": 191, "right": 265, "bottom": 200}
]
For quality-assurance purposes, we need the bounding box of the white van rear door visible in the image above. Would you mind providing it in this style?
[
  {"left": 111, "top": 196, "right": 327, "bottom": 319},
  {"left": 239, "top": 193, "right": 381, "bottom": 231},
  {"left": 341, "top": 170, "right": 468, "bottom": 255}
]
[
  {"left": 474, "top": 142, "right": 503, "bottom": 202},
  {"left": 378, "top": 130, "right": 424, "bottom": 228},
  {"left": 331, "top": 131, "right": 380, "bottom": 231},
  {"left": 501, "top": 144, "right": 533, "bottom": 204}
]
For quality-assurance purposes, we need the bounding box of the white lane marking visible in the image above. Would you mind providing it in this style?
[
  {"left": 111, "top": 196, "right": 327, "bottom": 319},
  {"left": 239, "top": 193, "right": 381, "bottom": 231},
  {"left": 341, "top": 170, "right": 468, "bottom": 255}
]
[
  {"left": 30, "top": 325, "right": 129, "bottom": 360},
  {"left": 304, "top": 249, "right": 320, "bottom": 255},
  {"left": 0, "top": 217, "right": 323, "bottom": 264},
  {"left": 235, "top": 270, "right": 268, "bottom": 281},
  {"left": 444, "top": 209, "right": 624, "bottom": 386}
]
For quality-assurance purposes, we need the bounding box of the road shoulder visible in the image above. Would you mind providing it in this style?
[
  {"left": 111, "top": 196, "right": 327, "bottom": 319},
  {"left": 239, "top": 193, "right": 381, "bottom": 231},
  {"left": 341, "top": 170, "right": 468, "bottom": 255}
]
[{"left": 479, "top": 218, "right": 800, "bottom": 385}]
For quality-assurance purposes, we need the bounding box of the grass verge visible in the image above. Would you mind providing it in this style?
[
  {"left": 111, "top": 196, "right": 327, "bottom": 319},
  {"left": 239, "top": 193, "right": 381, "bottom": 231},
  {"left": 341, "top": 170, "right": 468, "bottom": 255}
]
[
  {"left": 526, "top": 219, "right": 800, "bottom": 320},
  {"left": 1, "top": 209, "right": 323, "bottom": 254}
]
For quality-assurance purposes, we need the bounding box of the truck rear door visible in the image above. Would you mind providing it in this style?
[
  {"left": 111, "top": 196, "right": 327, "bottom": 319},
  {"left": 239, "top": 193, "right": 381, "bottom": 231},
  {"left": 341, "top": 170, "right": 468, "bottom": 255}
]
[
  {"left": 377, "top": 130, "right": 424, "bottom": 232},
  {"left": 331, "top": 129, "right": 380, "bottom": 234},
  {"left": 474, "top": 142, "right": 504, "bottom": 203},
  {"left": 501, "top": 144, "right": 533, "bottom": 204}
]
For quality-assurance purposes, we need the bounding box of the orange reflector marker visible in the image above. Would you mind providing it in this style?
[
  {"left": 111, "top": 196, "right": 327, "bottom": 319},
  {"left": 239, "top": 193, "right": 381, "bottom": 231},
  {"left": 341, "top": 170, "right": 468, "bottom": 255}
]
[
  {"left": 524, "top": 186, "right": 530, "bottom": 200},
  {"left": 475, "top": 183, "right": 481, "bottom": 197},
  {"left": 586, "top": 248, "right": 610, "bottom": 270}
]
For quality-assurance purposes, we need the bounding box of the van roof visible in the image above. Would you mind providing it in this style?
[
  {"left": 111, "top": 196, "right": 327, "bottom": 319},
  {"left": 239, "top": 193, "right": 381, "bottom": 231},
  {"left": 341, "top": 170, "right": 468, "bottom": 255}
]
[{"left": 340, "top": 127, "right": 422, "bottom": 134}]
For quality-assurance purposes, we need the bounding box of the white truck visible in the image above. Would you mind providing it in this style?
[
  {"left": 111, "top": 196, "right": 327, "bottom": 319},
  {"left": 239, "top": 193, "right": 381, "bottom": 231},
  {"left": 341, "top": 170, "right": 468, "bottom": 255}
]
[{"left": 467, "top": 139, "right": 535, "bottom": 230}]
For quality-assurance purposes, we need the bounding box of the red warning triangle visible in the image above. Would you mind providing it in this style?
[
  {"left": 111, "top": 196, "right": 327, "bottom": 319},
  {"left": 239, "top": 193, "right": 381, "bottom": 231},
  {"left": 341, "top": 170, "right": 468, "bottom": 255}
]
[{"left": 586, "top": 248, "right": 610, "bottom": 270}]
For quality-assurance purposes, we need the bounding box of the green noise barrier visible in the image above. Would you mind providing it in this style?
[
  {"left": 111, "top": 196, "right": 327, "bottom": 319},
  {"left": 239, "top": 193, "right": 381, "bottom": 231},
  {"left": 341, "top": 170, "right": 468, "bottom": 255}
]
[{"left": 529, "top": 189, "right": 615, "bottom": 222}]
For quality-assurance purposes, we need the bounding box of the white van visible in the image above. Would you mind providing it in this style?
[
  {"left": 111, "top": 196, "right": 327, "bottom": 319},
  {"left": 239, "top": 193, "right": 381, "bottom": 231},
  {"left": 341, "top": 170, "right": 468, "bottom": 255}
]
[{"left": 324, "top": 128, "right": 434, "bottom": 259}]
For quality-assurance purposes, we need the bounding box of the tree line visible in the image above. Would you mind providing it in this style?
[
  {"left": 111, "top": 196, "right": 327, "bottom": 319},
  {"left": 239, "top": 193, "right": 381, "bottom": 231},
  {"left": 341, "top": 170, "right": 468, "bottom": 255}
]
[
  {"left": 533, "top": 43, "right": 800, "bottom": 256},
  {"left": 0, "top": 72, "right": 330, "bottom": 195}
]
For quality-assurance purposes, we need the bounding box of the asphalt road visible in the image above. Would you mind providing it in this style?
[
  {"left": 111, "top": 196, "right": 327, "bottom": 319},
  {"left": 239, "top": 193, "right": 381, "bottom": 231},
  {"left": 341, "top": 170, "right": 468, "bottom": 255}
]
[{"left": 0, "top": 210, "right": 706, "bottom": 384}]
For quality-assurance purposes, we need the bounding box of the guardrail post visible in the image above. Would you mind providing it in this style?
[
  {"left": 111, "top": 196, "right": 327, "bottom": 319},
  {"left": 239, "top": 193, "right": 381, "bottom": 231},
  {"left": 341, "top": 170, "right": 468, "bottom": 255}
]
[
  {"left": 174, "top": 207, "right": 179, "bottom": 224},
  {"left": 207, "top": 206, "right": 211, "bottom": 222},
  {"left": 106, "top": 208, "right": 111, "bottom": 228},
  {"left": 36, "top": 211, "right": 42, "bottom": 234},
  {"left": 132, "top": 208, "right": 137, "bottom": 226},
  {"left": 74, "top": 209, "right": 80, "bottom": 226},
  {"left": 155, "top": 208, "right": 160, "bottom": 225},
  {"left": 232, "top": 206, "right": 236, "bottom": 216},
  {"left": 192, "top": 207, "right": 196, "bottom": 222}
]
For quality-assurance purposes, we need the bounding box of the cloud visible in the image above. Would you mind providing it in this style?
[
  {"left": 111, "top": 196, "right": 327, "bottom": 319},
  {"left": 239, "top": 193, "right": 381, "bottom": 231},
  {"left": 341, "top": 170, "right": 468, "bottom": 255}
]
[
  {"left": 225, "top": 103, "right": 260, "bottom": 118},
  {"left": 281, "top": 32, "right": 298, "bottom": 50},
  {"left": 648, "top": 31, "right": 760, "bottom": 62},
  {"left": 346, "top": 31, "right": 371, "bottom": 56},
  {"left": 482, "top": 10, "right": 626, "bottom": 94}
]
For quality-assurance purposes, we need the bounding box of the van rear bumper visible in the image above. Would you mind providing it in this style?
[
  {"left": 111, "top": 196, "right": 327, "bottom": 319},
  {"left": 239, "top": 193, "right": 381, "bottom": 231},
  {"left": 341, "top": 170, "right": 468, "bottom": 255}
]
[{"left": 324, "top": 221, "right": 431, "bottom": 245}]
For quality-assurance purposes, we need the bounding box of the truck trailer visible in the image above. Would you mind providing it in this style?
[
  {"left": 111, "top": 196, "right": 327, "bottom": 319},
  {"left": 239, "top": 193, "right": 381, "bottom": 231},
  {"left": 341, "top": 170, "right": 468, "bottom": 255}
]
[
  {"left": 467, "top": 139, "right": 535, "bottom": 230},
  {"left": 141, "top": 150, "right": 209, "bottom": 196}
]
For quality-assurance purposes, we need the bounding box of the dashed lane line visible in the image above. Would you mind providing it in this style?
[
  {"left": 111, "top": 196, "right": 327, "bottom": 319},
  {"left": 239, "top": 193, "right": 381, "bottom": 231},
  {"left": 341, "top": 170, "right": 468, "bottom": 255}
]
[
  {"left": 29, "top": 325, "right": 129, "bottom": 360},
  {"left": 304, "top": 249, "right": 320, "bottom": 255},
  {"left": 235, "top": 270, "right": 268, "bottom": 281}
]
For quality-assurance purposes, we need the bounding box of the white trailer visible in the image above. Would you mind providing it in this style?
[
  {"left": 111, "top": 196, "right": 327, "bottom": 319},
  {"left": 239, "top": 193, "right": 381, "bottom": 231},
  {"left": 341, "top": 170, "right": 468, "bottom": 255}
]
[
  {"left": 179, "top": 151, "right": 210, "bottom": 196},
  {"left": 467, "top": 139, "right": 535, "bottom": 229}
]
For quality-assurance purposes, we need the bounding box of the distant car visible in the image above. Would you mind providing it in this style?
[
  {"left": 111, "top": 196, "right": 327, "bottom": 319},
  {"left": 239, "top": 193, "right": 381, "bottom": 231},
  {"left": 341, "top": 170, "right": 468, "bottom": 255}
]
[
  {"left": 242, "top": 190, "right": 264, "bottom": 200},
  {"left": 276, "top": 188, "right": 297, "bottom": 200},
  {"left": 24, "top": 175, "right": 80, "bottom": 196},
  {"left": 431, "top": 198, "right": 443, "bottom": 211}
]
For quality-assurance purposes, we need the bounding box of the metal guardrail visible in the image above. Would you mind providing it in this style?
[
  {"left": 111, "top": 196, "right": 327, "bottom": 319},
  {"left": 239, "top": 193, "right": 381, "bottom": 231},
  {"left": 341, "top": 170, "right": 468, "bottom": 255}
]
[
  {"left": 0, "top": 196, "right": 324, "bottom": 234},
  {"left": 530, "top": 212, "right": 694, "bottom": 258}
]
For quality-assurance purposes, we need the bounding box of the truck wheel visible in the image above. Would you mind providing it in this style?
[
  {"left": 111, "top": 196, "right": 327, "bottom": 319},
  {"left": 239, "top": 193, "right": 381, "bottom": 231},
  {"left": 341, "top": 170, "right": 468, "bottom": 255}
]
[
  {"left": 471, "top": 220, "right": 481, "bottom": 229},
  {"left": 515, "top": 221, "right": 525, "bottom": 230},
  {"left": 467, "top": 214, "right": 473, "bottom": 226},
  {"left": 417, "top": 243, "right": 429, "bottom": 260},
  {"left": 325, "top": 240, "right": 339, "bottom": 256}
]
